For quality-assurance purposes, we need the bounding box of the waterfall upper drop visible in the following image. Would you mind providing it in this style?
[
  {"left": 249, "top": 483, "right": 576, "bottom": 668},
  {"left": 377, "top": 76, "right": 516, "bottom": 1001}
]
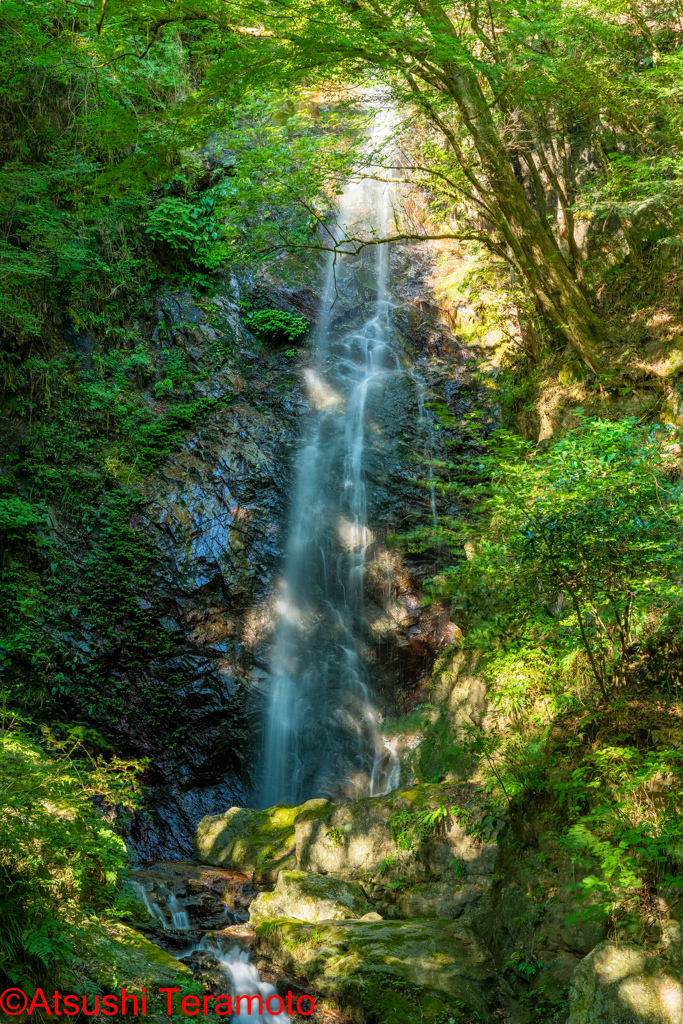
[{"left": 257, "top": 108, "right": 404, "bottom": 808}]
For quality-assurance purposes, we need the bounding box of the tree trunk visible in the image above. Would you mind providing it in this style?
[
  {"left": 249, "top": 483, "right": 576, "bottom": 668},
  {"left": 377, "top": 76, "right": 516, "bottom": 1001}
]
[
  {"left": 410, "top": 37, "right": 606, "bottom": 373},
  {"left": 454, "top": 71, "right": 605, "bottom": 372}
]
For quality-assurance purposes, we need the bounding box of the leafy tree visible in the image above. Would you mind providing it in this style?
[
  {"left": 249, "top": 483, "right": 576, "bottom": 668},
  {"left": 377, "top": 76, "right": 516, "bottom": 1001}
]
[
  {"left": 0, "top": 719, "right": 144, "bottom": 985},
  {"left": 436, "top": 416, "right": 683, "bottom": 699},
  {"left": 0, "top": 0, "right": 351, "bottom": 361},
  {"left": 8, "top": 0, "right": 682, "bottom": 372},
  {"left": 86, "top": 0, "right": 681, "bottom": 371}
]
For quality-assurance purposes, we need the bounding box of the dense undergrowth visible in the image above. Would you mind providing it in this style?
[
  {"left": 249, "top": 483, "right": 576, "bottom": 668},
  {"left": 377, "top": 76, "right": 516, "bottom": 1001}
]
[
  {"left": 392, "top": 359, "right": 683, "bottom": 949},
  {"left": 0, "top": 721, "right": 145, "bottom": 985}
]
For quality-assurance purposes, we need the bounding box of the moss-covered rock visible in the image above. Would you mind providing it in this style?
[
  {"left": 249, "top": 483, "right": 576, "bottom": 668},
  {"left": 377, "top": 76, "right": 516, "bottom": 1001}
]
[
  {"left": 296, "top": 784, "right": 497, "bottom": 883},
  {"left": 396, "top": 882, "right": 481, "bottom": 920},
  {"left": 254, "top": 917, "right": 501, "bottom": 1023},
  {"left": 249, "top": 870, "right": 374, "bottom": 924},
  {"left": 195, "top": 798, "right": 332, "bottom": 883},
  {"left": 52, "top": 921, "right": 197, "bottom": 1022},
  {"left": 196, "top": 784, "right": 496, "bottom": 888},
  {"left": 568, "top": 941, "right": 683, "bottom": 1024},
  {"left": 86, "top": 922, "right": 194, "bottom": 994}
]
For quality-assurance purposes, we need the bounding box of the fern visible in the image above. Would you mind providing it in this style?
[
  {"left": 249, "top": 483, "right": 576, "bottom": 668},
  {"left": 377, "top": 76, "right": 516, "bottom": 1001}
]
[{"left": 0, "top": 727, "right": 144, "bottom": 985}]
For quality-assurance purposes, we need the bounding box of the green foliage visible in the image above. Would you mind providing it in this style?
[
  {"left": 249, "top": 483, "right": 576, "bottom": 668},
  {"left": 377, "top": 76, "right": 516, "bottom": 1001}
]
[
  {"left": 388, "top": 803, "right": 468, "bottom": 851},
  {"left": 554, "top": 743, "right": 683, "bottom": 931},
  {"left": 435, "top": 415, "right": 683, "bottom": 699},
  {"left": 403, "top": 414, "right": 683, "bottom": 935},
  {"left": 519, "top": 987, "right": 569, "bottom": 1024},
  {"left": 399, "top": 705, "right": 475, "bottom": 784},
  {"left": 3, "top": 0, "right": 682, "bottom": 373},
  {"left": 244, "top": 309, "right": 309, "bottom": 342},
  {"left": 0, "top": 1, "right": 350, "bottom": 357},
  {"left": 126, "top": 394, "right": 230, "bottom": 473},
  {"left": 0, "top": 293, "right": 239, "bottom": 725},
  {"left": 0, "top": 721, "right": 144, "bottom": 985},
  {"left": 147, "top": 0, "right": 683, "bottom": 365},
  {"left": 503, "top": 949, "right": 544, "bottom": 980},
  {"left": 146, "top": 196, "right": 227, "bottom": 267},
  {"left": 326, "top": 826, "right": 344, "bottom": 847},
  {"left": 360, "top": 974, "right": 469, "bottom": 1024},
  {"left": 0, "top": 497, "right": 48, "bottom": 534}
]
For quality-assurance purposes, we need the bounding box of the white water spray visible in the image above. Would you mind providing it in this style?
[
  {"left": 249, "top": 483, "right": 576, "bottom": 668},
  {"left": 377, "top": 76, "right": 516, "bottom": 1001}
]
[
  {"left": 180, "top": 937, "right": 290, "bottom": 1024},
  {"left": 257, "top": 105, "right": 407, "bottom": 807},
  {"left": 130, "top": 882, "right": 170, "bottom": 930}
]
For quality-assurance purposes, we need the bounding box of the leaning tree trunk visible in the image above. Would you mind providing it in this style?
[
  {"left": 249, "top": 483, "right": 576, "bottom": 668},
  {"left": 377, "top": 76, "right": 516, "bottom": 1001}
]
[{"left": 433, "top": 66, "right": 606, "bottom": 373}]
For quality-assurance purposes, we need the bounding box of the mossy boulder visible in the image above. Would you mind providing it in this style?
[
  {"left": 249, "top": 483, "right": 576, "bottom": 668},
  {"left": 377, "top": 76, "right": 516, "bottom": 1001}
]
[
  {"left": 86, "top": 922, "right": 195, "bottom": 995},
  {"left": 396, "top": 882, "right": 481, "bottom": 920},
  {"left": 195, "top": 785, "right": 498, "bottom": 888},
  {"left": 249, "top": 870, "right": 374, "bottom": 924},
  {"left": 52, "top": 921, "right": 197, "bottom": 1022},
  {"left": 568, "top": 941, "right": 683, "bottom": 1024},
  {"left": 195, "top": 798, "right": 332, "bottom": 883},
  {"left": 296, "top": 784, "right": 497, "bottom": 882},
  {"left": 254, "top": 917, "right": 500, "bottom": 1023}
]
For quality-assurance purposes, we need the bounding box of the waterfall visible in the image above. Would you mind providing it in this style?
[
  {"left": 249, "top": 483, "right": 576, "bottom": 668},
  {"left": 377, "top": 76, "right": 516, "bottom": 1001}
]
[
  {"left": 257, "top": 106, "right": 404, "bottom": 808},
  {"left": 179, "top": 937, "right": 290, "bottom": 1024},
  {"left": 130, "top": 881, "right": 193, "bottom": 930},
  {"left": 129, "top": 881, "right": 169, "bottom": 929},
  {"left": 164, "top": 888, "right": 191, "bottom": 930}
]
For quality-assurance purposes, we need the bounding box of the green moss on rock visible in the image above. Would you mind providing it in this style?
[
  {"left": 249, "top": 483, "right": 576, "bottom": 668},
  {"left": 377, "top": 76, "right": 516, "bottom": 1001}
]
[
  {"left": 85, "top": 922, "right": 195, "bottom": 1002},
  {"left": 51, "top": 921, "right": 197, "bottom": 1022},
  {"left": 195, "top": 799, "right": 332, "bottom": 882},
  {"left": 249, "top": 870, "right": 374, "bottom": 924},
  {"left": 254, "top": 917, "right": 500, "bottom": 1023},
  {"left": 568, "top": 941, "right": 683, "bottom": 1024}
]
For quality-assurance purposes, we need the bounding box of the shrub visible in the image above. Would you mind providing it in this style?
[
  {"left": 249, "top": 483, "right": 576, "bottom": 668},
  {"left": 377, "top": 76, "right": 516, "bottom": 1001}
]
[
  {"left": 437, "top": 415, "right": 683, "bottom": 699},
  {"left": 243, "top": 308, "right": 309, "bottom": 341},
  {"left": 0, "top": 722, "right": 144, "bottom": 985}
]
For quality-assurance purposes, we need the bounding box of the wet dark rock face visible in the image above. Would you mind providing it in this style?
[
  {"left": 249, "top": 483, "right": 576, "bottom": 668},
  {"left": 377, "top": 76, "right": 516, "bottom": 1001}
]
[
  {"left": 116, "top": 252, "right": 491, "bottom": 856},
  {"left": 350, "top": 243, "right": 495, "bottom": 714},
  {"left": 38, "top": 250, "right": 490, "bottom": 861},
  {"left": 113, "top": 285, "right": 310, "bottom": 860}
]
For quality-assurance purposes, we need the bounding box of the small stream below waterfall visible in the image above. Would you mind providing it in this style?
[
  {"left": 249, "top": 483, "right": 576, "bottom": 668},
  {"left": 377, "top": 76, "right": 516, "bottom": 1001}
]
[
  {"left": 180, "top": 938, "right": 290, "bottom": 1024},
  {"left": 129, "top": 863, "right": 317, "bottom": 1024}
]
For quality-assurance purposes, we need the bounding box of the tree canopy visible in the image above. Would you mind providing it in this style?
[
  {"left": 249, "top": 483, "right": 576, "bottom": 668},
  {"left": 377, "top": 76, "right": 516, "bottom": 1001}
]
[{"left": 3, "top": 0, "right": 682, "bottom": 371}]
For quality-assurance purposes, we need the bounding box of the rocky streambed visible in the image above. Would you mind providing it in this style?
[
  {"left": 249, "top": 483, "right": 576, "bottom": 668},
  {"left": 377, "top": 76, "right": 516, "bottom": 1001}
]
[
  {"left": 122, "top": 860, "right": 352, "bottom": 1024},
  {"left": 105, "top": 775, "right": 683, "bottom": 1024}
]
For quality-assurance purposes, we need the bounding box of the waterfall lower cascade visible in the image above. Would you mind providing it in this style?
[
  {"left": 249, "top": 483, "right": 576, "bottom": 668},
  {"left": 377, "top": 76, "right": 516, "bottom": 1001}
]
[
  {"left": 258, "top": 107, "right": 407, "bottom": 807},
  {"left": 180, "top": 937, "right": 290, "bottom": 1024},
  {"left": 129, "top": 881, "right": 191, "bottom": 930}
]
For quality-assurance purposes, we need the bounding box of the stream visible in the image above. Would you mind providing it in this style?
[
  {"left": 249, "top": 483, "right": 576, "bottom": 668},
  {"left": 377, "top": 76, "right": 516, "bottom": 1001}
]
[{"left": 130, "top": 865, "right": 301, "bottom": 1024}]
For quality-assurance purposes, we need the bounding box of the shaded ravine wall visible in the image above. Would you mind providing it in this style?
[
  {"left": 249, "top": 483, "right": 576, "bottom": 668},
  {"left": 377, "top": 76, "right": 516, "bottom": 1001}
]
[{"left": 25, "top": 248, "right": 487, "bottom": 861}]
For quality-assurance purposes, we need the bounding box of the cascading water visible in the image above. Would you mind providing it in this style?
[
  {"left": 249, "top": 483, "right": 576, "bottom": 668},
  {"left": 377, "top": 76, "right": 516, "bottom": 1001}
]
[
  {"left": 218, "top": 944, "right": 289, "bottom": 1024},
  {"left": 178, "top": 937, "right": 290, "bottom": 1024},
  {"left": 129, "top": 881, "right": 191, "bottom": 930},
  {"left": 257, "top": 107, "right": 408, "bottom": 807},
  {"left": 129, "top": 881, "right": 169, "bottom": 930},
  {"left": 164, "top": 887, "right": 191, "bottom": 930}
]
